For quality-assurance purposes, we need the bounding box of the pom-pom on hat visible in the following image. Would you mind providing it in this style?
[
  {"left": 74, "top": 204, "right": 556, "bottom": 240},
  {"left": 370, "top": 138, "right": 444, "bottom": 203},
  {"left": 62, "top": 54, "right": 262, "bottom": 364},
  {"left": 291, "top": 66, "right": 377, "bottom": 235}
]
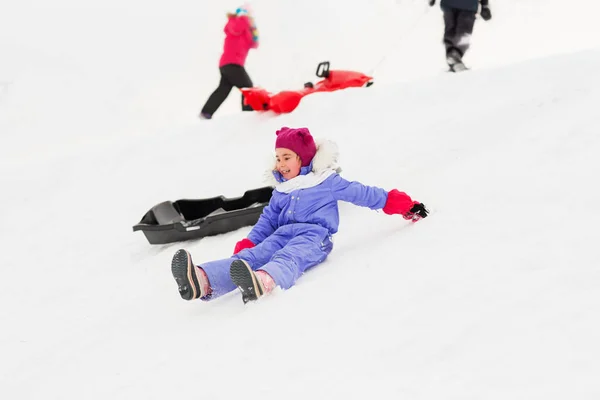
[{"left": 275, "top": 127, "right": 317, "bottom": 167}]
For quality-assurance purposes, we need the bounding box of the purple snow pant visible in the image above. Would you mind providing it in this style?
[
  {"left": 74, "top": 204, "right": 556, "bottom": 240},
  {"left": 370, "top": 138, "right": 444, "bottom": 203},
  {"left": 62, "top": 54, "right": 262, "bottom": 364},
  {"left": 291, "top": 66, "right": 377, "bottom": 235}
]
[{"left": 200, "top": 223, "right": 334, "bottom": 299}]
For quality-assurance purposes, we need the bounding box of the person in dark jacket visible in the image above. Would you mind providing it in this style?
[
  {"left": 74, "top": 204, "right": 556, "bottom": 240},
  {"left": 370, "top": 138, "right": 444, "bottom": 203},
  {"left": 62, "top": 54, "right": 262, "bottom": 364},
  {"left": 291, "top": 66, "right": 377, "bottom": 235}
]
[{"left": 429, "top": 0, "right": 492, "bottom": 72}]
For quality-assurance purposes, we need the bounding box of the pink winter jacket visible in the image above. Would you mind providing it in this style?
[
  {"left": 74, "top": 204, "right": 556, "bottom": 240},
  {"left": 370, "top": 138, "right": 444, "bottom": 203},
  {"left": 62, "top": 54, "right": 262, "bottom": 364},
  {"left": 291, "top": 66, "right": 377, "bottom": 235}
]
[{"left": 219, "top": 15, "right": 258, "bottom": 67}]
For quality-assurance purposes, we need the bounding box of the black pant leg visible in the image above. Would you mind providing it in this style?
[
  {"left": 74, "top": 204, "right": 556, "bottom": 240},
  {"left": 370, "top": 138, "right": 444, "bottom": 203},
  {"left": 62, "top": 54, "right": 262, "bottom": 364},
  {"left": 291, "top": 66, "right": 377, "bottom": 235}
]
[
  {"left": 201, "top": 70, "right": 234, "bottom": 116},
  {"left": 221, "top": 64, "right": 254, "bottom": 111},
  {"left": 443, "top": 9, "right": 459, "bottom": 55},
  {"left": 454, "top": 10, "right": 476, "bottom": 56}
]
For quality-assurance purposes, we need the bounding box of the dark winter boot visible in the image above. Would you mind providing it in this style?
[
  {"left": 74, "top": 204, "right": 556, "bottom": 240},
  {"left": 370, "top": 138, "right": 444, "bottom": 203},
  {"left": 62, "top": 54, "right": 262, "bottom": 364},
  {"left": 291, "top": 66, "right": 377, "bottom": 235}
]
[
  {"left": 230, "top": 260, "right": 265, "bottom": 304},
  {"left": 171, "top": 249, "right": 203, "bottom": 300},
  {"left": 446, "top": 48, "right": 467, "bottom": 72}
]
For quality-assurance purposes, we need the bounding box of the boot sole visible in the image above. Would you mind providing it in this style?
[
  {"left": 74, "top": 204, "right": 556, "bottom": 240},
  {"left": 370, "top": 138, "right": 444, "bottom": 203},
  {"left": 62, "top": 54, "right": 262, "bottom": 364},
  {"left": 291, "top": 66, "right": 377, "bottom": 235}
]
[
  {"left": 171, "top": 249, "right": 200, "bottom": 300},
  {"left": 230, "top": 260, "right": 263, "bottom": 304},
  {"left": 452, "top": 63, "right": 468, "bottom": 72},
  {"left": 446, "top": 53, "right": 468, "bottom": 73}
]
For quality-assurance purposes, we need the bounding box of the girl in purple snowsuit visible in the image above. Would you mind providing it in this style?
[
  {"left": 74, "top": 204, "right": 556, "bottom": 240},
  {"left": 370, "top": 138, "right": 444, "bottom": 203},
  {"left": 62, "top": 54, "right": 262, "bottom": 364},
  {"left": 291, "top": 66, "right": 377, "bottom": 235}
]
[{"left": 171, "top": 127, "right": 429, "bottom": 303}]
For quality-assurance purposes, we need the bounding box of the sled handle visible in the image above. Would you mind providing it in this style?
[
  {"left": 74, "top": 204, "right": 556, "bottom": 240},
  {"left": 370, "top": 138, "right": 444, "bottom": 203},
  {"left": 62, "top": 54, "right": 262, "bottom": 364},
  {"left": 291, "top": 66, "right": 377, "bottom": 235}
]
[{"left": 316, "top": 61, "right": 330, "bottom": 78}]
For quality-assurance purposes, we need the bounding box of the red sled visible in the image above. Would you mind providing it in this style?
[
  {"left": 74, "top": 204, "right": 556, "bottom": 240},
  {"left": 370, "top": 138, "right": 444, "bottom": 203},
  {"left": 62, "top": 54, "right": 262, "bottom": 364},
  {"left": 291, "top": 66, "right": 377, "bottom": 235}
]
[{"left": 241, "top": 61, "right": 373, "bottom": 114}]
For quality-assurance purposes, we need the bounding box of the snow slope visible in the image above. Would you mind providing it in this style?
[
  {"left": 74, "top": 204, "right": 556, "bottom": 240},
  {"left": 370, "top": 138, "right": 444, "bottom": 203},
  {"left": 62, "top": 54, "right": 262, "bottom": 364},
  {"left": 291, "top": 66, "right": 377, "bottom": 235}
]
[{"left": 1, "top": 0, "right": 599, "bottom": 399}]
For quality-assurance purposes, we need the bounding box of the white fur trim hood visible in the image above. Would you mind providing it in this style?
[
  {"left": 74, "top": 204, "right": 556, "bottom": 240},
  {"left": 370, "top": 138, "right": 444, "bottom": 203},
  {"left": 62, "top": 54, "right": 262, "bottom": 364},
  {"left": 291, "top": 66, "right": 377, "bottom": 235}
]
[{"left": 263, "top": 139, "right": 342, "bottom": 187}]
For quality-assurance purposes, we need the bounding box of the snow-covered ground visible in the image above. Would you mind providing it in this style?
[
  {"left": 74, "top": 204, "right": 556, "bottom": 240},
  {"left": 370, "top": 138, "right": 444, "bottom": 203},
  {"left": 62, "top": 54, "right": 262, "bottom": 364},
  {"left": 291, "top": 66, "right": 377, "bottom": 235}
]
[{"left": 1, "top": 0, "right": 599, "bottom": 398}]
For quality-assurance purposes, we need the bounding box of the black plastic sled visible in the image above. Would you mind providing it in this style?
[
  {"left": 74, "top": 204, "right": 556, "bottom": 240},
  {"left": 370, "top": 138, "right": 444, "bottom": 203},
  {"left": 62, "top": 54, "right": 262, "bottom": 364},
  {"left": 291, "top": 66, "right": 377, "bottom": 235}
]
[{"left": 133, "top": 186, "right": 273, "bottom": 245}]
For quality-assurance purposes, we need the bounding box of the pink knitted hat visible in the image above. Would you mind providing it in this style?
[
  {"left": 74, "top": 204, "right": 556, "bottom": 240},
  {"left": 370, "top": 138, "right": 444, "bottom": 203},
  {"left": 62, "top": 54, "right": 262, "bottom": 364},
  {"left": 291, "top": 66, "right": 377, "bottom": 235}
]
[{"left": 275, "top": 127, "right": 317, "bottom": 167}]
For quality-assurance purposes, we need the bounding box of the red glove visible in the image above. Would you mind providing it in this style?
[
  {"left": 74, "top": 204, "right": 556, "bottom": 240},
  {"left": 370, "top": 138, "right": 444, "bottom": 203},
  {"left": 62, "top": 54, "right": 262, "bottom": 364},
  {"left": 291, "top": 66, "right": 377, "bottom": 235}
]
[
  {"left": 383, "top": 190, "right": 414, "bottom": 215},
  {"left": 233, "top": 238, "right": 255, "bottom": 254},
  {"left": 383, "top": 189, "right": 429, "bottom": 221}
]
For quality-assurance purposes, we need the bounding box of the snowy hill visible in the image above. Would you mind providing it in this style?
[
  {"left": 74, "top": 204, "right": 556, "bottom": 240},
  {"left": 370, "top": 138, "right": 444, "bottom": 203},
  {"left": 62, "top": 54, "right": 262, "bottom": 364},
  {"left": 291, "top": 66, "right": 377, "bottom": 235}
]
[{"left": 1, "top": 1, "right": 600, "bottom": 399}]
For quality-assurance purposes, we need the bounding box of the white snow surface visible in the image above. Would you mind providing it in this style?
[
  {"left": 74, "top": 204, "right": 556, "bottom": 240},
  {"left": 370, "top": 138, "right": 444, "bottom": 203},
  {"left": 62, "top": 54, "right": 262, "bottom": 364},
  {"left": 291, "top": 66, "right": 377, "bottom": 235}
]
[{"left": 1, "top": 0, "right": 600, "bottom": 399}]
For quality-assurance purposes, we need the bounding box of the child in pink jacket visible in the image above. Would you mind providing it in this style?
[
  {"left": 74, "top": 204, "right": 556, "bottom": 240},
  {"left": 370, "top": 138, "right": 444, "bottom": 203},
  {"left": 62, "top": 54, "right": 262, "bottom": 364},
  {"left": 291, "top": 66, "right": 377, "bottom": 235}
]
[{"left": 200, "top": 6, "right": 259, "bottom": 119}]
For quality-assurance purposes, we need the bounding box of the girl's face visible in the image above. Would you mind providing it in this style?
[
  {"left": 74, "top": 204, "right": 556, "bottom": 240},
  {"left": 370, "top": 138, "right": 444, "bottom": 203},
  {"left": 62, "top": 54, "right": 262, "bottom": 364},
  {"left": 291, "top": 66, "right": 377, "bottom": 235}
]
[{"left": 275, "top": 148, "right": 302, "bottom": 180}]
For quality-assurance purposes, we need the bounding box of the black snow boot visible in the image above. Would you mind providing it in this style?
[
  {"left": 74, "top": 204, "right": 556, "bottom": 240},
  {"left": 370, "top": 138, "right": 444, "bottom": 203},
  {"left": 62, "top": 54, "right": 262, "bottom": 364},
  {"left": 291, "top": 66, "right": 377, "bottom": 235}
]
[
  {"left": 171, "top": 249, "right": 202, "bottom": 301},
  {"left": 230, "top": 260, "right": 264, "bottom": 304},
  {"left": 446, "top": 48, "right": 468, "bottom": 72}
]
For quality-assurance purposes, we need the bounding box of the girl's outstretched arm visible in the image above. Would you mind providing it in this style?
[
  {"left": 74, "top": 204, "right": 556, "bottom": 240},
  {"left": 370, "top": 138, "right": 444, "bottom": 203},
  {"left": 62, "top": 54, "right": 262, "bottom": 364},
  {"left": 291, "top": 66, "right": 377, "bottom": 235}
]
[
  {"left": 330, "top": 174, "right": 388, "bottom": 209},
  {"left": 331, "top": 174, "right": 427, "bottom": 219}
]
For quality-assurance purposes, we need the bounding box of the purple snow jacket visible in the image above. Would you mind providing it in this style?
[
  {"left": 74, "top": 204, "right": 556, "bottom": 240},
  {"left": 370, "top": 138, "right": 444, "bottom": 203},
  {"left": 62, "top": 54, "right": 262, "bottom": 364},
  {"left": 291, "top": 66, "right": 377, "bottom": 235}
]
[
  {"left": 248, "top": 147, "right": 388, "bottom": 244},
  {"left": 200, "top": 140, "right": 389, "bottom": 299}
]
